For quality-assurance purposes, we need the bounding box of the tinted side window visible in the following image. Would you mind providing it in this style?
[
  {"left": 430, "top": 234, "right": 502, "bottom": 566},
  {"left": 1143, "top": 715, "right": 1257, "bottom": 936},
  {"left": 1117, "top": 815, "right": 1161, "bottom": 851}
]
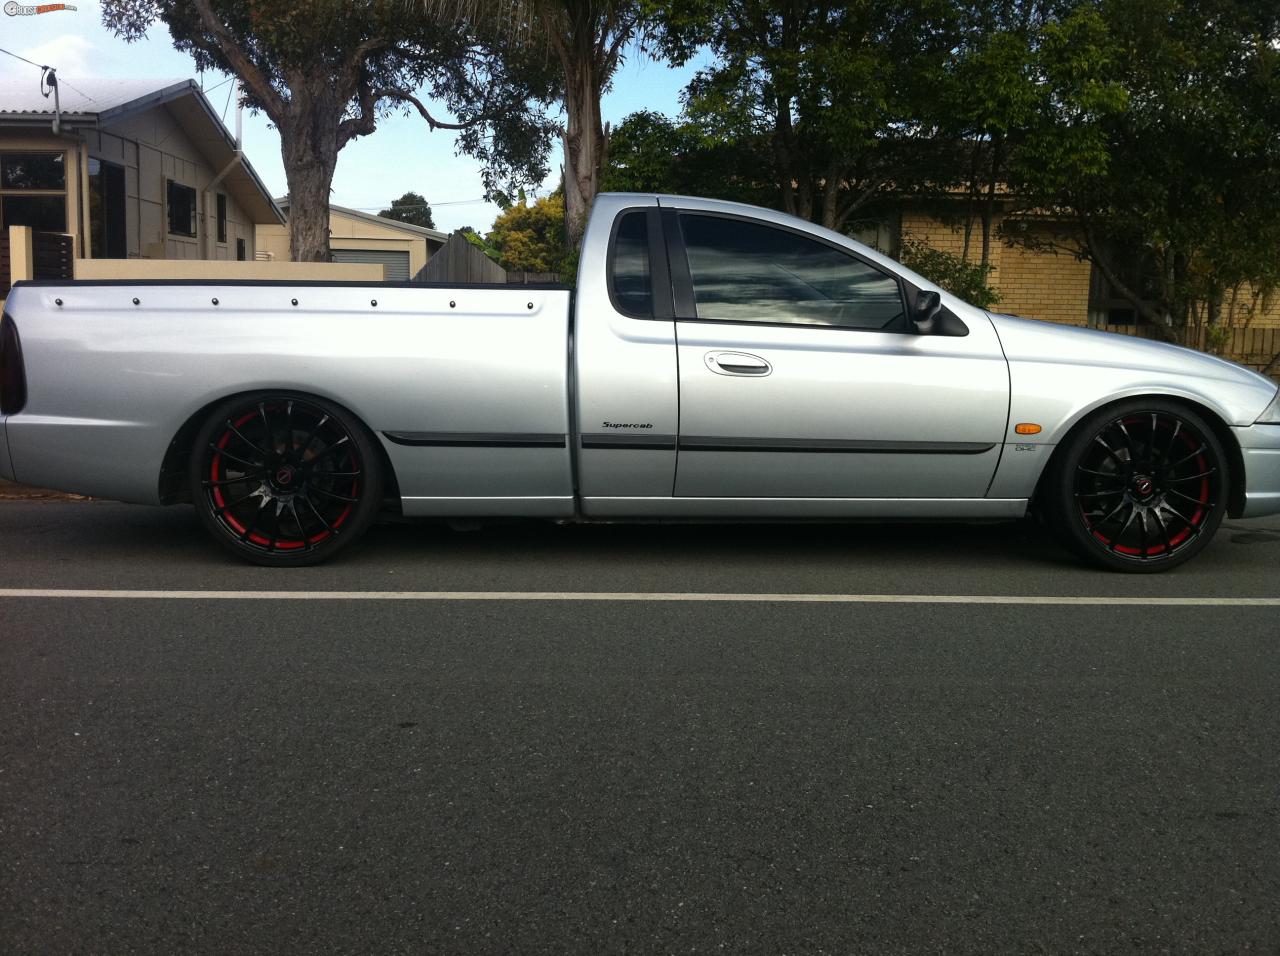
[
  {"left": 610, "top": 210, "right": 652, "bottom": 318},
  {"left": 678, "top": 214, "right": 905, "bottom": 331}
]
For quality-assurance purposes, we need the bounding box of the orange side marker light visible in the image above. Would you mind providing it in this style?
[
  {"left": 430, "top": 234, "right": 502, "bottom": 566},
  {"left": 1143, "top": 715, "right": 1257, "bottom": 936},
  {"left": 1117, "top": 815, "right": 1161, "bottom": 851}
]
[{"left": 1014, "top": 423, "right": 1042, "bottom": 435}]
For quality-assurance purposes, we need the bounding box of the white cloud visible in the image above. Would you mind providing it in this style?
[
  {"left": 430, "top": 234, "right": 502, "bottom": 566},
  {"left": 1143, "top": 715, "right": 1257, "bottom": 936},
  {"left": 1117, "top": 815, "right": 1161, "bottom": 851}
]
[{"left": 16, "top": 34, "right": 101, "bottom": 75}]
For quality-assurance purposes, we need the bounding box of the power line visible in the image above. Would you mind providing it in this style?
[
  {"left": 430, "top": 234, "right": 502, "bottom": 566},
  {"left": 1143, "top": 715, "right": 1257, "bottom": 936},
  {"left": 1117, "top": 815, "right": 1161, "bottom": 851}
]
[
  {"left": 340, "top": 198, "right": 491, "bottom": 211},
  {"left": 0, "top": 47, "right": 96, "bottom": 103},
  {"left": 0, "top": 45, "right": 46, "bottom": 70},
  {"left": 55, "top": 76, "right": 96, "bottom": 103},
  {"left": 201, "top": 74, "right": 235, "bottom": 96}
]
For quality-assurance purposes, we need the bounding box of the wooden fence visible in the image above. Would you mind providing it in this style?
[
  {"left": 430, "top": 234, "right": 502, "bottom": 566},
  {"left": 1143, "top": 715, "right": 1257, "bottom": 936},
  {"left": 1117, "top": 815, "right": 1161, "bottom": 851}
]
[
  {"left": 1103, "top": 323, "right": 1280, "bottom": 379},
  {"left": 416, "top": 233, "right": 559, "bottom": 285}
]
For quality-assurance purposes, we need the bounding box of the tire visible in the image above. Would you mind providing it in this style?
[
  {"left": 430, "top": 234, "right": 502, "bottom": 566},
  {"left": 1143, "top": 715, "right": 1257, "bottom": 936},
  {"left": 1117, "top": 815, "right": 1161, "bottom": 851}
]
[
  {"left": 1043, "top": 398, "right": 1228, "bottom": 573},
  {"left": 189, "top": 392, "right": 384, "bottom": 566}
]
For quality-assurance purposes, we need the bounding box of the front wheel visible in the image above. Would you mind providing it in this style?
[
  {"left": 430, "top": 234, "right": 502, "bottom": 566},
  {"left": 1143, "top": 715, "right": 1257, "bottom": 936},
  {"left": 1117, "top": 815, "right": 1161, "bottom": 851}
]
[
  {"left": 1043, "top": 399, "right": 1228, "bottom": 573},
  {"left": 189, "top": 393, "right": 384, "bottom": 566}
]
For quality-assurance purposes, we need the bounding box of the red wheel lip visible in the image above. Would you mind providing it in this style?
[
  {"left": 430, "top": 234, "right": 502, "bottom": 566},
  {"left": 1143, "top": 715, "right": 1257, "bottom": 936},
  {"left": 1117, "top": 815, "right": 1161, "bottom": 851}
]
[
  {"left": 206, "top": 401, "right": 359, "bottom": 553},
  {"left": 1077, "top": 413, "right": 1216, "bottom": 562}
]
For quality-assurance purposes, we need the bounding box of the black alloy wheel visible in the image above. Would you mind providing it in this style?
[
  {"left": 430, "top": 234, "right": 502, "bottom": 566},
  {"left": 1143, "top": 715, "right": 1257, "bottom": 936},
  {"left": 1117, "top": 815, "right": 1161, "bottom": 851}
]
[
  {"left": 1045, "top": 399, "right": 1228, "bottom": 572},
  {"left": 190, "top": 393, "right": 383, "bottom": 566}
]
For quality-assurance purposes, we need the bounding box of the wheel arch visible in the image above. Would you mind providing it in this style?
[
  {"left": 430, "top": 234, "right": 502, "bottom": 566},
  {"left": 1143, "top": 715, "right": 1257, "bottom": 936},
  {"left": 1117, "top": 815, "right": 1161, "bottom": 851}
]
[
  {"left": 157, "top": 388, "right": 402, "bottom": 509},
  {"left": 1031, "top": 394, "right": 1247, "bottom": 519}
]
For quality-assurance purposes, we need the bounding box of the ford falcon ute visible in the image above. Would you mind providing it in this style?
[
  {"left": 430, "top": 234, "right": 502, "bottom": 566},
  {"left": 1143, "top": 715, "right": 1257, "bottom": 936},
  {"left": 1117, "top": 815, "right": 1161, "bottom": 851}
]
[{"left": 2, "top": 193, "right": 1278, "bottom": 571}]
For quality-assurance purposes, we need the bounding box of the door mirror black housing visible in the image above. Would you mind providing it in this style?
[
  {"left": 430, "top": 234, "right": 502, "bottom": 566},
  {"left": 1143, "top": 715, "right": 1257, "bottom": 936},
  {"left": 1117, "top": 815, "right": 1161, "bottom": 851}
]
[{"left": 912, "top": 290, "right": 943, "bottom": 334}]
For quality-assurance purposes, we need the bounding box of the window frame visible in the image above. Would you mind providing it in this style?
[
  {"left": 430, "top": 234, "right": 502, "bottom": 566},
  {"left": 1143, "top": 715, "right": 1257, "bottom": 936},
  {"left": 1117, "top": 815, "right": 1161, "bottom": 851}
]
[
  {"left": 87, "top": 157, "right": 128, "bottom": 259},
  {"left": 216, "top": 192, "right": 228, "bottom": 245},
  {"left": 605, "top": 206, "right": 674, "bottom": 321},
  {"left": 0, "top": 150, "right": 69, "bottom": 234},
  {"left": 663, "top": 208, "right": 920, "bottom": 335},
  {"left": 166, "top": 179, "right": 198, "bottom": 239}
]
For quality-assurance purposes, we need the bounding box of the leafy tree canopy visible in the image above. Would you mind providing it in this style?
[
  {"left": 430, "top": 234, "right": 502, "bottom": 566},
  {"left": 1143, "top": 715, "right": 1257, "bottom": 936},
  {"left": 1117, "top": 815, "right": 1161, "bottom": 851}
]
[
  {"left": 378, "top": 192, "right": 436, "bottom": 230},
  {"left": 648, "top": 0, "right": 960, "bottom": 230},
  {"left": 485, "top": 193, "right": 573, "bottom": 277},
  {"left": 1010, "top": 0, "right": 1280, "bottom": 334},
  {"left": 102, "top": 0, "right": 558, "bottom": 260},
  {"left": 600, "top": 109, "right": 772, "bottom": 206}
]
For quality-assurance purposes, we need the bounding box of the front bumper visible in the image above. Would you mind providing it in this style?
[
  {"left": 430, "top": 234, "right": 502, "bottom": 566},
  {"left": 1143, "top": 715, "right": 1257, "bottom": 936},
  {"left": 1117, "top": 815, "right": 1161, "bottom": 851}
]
[{"left": 1232, "top": 423, "right": 1280, "bottom": 518}]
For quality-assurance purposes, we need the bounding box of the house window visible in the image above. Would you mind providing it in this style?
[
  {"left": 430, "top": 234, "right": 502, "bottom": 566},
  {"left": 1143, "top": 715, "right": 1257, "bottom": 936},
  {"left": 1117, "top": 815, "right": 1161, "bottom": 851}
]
[
  {"left": 236, "top": 238, "right": 246, "bottom": 261},
  {"left": 216, "top": 193, "right": 228, "bottom": 244},
  {"left": 167, "top": 179, "right": 197, "bottom": 237},
  {"left": 0, "top": 152, "right": 67, "bottom": 233}
]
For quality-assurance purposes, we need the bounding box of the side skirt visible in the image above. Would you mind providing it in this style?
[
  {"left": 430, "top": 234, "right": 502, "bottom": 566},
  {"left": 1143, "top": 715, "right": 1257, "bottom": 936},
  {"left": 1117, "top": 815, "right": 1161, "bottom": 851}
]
[
  {"left": 581, "top": 497, "right": 1029, "bottom": 520},
  {"left": 399, "top": 495, "right": 1029, "bottom": 521}
]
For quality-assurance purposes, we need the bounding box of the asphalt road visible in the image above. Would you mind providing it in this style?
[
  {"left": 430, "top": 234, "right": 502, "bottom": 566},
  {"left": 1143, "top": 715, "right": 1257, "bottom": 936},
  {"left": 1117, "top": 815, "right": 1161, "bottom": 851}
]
[{"left": 2, "top": 501, "right": 1279, "bottom": 954}]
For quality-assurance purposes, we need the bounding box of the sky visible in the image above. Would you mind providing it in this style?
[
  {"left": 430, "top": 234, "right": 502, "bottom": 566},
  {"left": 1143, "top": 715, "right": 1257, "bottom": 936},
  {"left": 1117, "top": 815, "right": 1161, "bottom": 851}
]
[{"left": 0, "top": 1, "right": 707, "bottom": 233}]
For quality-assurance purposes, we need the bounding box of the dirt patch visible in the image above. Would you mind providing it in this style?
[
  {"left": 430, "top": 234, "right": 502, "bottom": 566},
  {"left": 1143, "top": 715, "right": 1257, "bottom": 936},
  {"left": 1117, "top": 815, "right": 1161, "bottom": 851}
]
[{"left": 0, "top": 480, "right": 88, "bottom": 501}]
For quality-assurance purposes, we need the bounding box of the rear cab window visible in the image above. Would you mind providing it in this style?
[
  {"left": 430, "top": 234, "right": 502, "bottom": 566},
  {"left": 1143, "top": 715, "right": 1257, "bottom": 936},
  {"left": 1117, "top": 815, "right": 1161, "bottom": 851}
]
[{"left": 609, "top": 210, "right": 653, "bottom": 318}]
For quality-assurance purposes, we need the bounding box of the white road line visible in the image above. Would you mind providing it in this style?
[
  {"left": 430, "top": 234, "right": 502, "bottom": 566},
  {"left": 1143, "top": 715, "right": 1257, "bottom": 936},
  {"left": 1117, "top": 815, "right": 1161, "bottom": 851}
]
[{"left": 0, "top": 589, "right": 1277, "bottom": 606}]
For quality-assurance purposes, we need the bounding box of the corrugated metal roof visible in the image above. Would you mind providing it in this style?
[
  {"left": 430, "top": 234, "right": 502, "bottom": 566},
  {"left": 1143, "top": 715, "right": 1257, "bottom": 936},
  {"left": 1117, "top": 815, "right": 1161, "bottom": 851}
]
[
  {"left": 0, "top": 77, "right": 190, "bottom": 116},
  {"left": 276, "top": 198, "right": 450, "bottom": 242}
]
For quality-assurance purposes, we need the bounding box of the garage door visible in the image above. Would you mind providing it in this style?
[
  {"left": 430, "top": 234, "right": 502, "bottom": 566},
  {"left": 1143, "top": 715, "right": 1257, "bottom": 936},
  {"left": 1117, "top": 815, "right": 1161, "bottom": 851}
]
[{"left": 331, "top": 249, "right": 410, "bottom": 281}]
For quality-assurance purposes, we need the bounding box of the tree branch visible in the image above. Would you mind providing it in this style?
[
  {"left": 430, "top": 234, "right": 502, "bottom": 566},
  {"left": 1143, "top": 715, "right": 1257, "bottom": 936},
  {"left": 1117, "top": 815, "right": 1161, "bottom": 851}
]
[
  {"left": 374, "top": 88, "right": 477, "bottom": 131},
  {"left": 1079, "top": 216, "right": 1172, "bottom": 335},
  {"left": 190, "top": 0, "right": 286, "bottom": 121},
  {"left": 337, "top": 73, "right": 379, "bottom": 149}
]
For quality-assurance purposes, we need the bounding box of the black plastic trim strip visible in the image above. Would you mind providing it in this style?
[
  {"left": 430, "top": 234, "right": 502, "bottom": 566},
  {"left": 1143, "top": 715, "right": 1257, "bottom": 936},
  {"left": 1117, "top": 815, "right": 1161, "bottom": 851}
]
[
  {"left": 580, "top": 433, "right": 678, "bottom": 450},
  {"left": 646, "top": 207, "right": 675, "bottom": 320},
  {"left": 678, "top": 436, "right": 996, "bottom": 455},
  {"left": 383, "top": 431, "right": 567, "bottom": 448},
  {"left": 660, "top": 207, "right": 697, "bottom": 319}
]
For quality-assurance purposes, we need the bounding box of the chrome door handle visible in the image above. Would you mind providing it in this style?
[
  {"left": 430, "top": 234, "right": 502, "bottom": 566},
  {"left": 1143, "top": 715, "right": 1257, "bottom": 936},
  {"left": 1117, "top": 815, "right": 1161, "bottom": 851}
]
[{"left": 705, "top": 351, "right": 772, "bottom": 377}]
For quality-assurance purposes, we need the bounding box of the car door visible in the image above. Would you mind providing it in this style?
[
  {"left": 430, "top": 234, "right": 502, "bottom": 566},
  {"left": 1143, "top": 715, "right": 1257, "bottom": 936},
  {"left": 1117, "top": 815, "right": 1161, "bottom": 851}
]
[{"left": 666, "top": 204, "right": 1011, "bottom": 500}]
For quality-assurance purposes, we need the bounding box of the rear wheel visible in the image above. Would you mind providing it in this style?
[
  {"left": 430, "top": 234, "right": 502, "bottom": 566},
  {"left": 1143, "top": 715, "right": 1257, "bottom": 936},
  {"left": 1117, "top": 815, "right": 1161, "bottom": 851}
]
[
  {"left": 189, "top": 393, "right": 383, "bottom": 566},
  {"left": 1044, "top": 399, "right": 1227, "bottom": 573}
]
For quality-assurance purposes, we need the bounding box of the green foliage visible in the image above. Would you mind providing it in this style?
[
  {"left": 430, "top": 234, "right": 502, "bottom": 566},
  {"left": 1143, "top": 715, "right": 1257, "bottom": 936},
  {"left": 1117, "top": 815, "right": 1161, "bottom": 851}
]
[
  {"left": 1010, "top": 0, "right": 1280, "bottom": 335},
  {"left": 437, "top": 1, "right": 650, "bottom": 244},
  {"left": 101, "top": 0, "right": 559, "bottom": 259},
  {"left": 378, "top": 192, "right": 435, "bottom": 230},
  {"left": 601, "top": 110, "right": 770, "bottom": 205},
  {"left": 647, "top": 0, "right": 960, "bottom": 230},
  {"left": 485, "top": 194, "right": 574, "bottom": 277},
  {"left": 896, "top": 237, "right": 1000, "bottom": 310},
  {"left": 1204, "top": 323, "right": 1232, "bottom": 356}
]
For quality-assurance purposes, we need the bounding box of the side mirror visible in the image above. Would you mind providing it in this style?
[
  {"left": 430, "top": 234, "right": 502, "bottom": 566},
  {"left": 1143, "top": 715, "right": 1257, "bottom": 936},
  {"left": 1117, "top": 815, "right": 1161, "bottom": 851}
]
[{"left": 912, "top": 290, "right": 943, "bottom": 334}]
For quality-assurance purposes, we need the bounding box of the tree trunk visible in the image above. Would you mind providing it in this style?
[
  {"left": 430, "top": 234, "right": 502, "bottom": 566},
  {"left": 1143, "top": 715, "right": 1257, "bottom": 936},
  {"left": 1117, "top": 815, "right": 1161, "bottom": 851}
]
[
  {"left": 980, "top": 137, "right": 1002, "bottom": 268},
  {"left": 1080, "top": 219, "right": 1175, "bottom": 341},
  {"left": 279, "top": 97, "right": 342, "bottom": 263},
  {"left": 820, "top": 165, "right": 841, "bottom": 230},
  {"left": 561, "top": 48, "right": 605, "bottom": 250},
  {"left": 961, "top": 142, "right": 982, "bottom": 261}
]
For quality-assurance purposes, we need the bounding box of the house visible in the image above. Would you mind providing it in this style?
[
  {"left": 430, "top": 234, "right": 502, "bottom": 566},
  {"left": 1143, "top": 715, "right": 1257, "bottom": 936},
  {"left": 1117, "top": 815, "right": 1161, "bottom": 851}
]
[
  {"left": 0, "top": 76, "right": 283, "bottom": 265},
  {"left": 256, "top": 201, "right": 448, "bottom": 280}
]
